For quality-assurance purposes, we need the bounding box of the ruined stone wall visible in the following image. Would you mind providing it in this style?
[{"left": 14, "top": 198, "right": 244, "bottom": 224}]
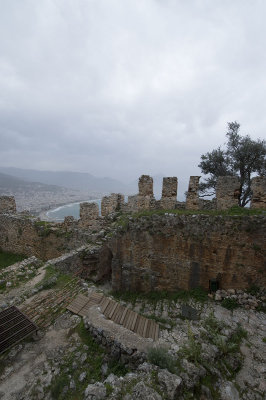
[
  {"left": 216, "top": 176, "right": 240, "bottom": 210},
  {"left": 0, "top": 214, "right": 87, "bottom": 260},
  {"left": 0, "top": 196, "right": 16, "bottom": 214},
  {"left": 136, "top": 175, "right": 156, "bottom": 211},
  {"left": 186, "top": 176, "right": 200, "bottom": 210},
  {"left": 110, "top": 214, "right": 265, "bottom": 292},
  {"left": 101, "top": 194, "right": 125, "bottom": 216},
  {"left": 124, "top": 195, "right": 138, "bottom": 213},
  {"left": 160, "top": 177, "right": 177, "bottom": 209},
  {"left": 251, "top": 176, "right": 266, "bottom": 209},
  {"left": 78, "top": 202, "right": 102, "bottom": 230}
]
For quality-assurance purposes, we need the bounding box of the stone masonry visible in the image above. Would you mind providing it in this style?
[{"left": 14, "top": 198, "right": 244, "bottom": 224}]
[
  {"left": 138, "top": 175, "right": 154, "bottom": 196},
  {"left": 110, "top": 214, "right": 266, "bottom": 292},
  {"left": 101, "top": 193, "right": 125, "bottom": 216},
  {"left": 186, "top": 176, "right": 200, "bottom": 210},
  {"left": 216, "top": 176, "right": 240, "bottom": 210},
  {"left": 251, "top": 176, "right": 266, "bottom": 209},
  {"left": 160, "top": 177, "right": 178, "bottom": 209},
  {"left": 79, "top": 202, "right": 101, "bottom": 229},
  {"left": 137, "top": 175, "right": 156, "bottom": 211},
  {"left": 0, "top": 196, "right": 16, "bottom": 214}
]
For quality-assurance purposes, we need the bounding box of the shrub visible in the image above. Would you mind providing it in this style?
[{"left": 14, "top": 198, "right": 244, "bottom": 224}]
[
  {"left": 147, "top": 346, "right": 177, "bottom": 373},
  {"left": 221, "top": 298, "right": 238, "bottom": 310}
]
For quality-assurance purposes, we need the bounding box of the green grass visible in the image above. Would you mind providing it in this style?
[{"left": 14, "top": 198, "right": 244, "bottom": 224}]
[
  {"left": 0, "top": 250, "right": 25, "bottom": 269},
  {"left": 113, "top": 206, "right": 265, "bottom": 232},
  {"left": 111, "top": 287, "right": 208, "bottom": 306},
  {"left": 133, "top": 205, "right": 265, "bottom": 218},
  {"left": 35, "top": 265, "right": 73, "bottom": 290}
]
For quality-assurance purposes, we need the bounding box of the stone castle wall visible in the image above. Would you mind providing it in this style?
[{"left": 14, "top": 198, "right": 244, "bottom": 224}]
[
  {"left": 78, "top": 202, "right": 102, "bottom": 230},
  {"left": 101, "top": 193, "right": 125, "bottom": 216},
  {"left": 216, "top": 176, "right": 240, "bottom": 210},
  {"left": 160, "top": 177, "right": 177, "bottom": 209},
  {"left": 0, "top": 214, "right": 87, "bottom": 260},
  {"left": 251, "top": 176, "right": 266, "bottom": 209},
  {"left": 110, "top": 214, "right": 266, "bottom": 292},
  {"left": 185, "top": 176, "right": 200, "bottom": 210}
]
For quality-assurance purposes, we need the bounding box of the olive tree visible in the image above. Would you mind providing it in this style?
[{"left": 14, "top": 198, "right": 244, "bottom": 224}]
[{"left": 198, "top": 122, "right": 266, "bottom": 206}]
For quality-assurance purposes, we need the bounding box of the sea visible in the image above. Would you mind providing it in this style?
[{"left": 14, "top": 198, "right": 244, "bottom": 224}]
[{"left": 45, "top": 199, "right": 102, "bottom": 222}]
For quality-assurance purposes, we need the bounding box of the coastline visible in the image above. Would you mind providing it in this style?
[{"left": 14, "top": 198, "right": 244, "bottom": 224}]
[{"left": 38, "top": 198, "right": 101, "bottom": 222}]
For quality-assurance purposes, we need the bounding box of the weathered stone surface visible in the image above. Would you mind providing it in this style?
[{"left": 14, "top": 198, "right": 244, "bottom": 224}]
[
  {"left": 186, "top": 176, "right": 200, "bottom": 210},
  {"left": 160, "top": 177, "right": 177, "bottom": 210},
  {"left": 84, "top": 382, "right": 106, "bottom": 399},
  {"left": 110, "top": 214, "right": 265, "bottom": 291},
  {"left": 101, "top": 193, "right": 124, "bottom": 216},
  {"left": 138, "top": 175, "right": 154, "bottom": 196},
  {"left": 251, "top": 176, "right": 266, "bottom": 209},
  {"left": 219, "top": 382, "right": 240, "bottom": 400},
  {"left": 216, "top": 176, "right": 240, "bottom": 210},
  {"left": 157, "top": 369, "right": 182, "bottom": 399},
  {"left": 0, "top": 196, "right": 16, "bottom": 214},
  {"left": 131, "top": 381, "right": 162, "bottom": 400},
  {"left": 0, "top": 214, "right": 84, "bottom": 260},
  {"left": 79, "top": 202, "right": 101, "bottom": 229}
]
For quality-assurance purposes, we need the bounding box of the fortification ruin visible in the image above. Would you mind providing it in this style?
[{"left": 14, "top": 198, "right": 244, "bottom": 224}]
[{"left": 0, "top": 174, "right": 265, "bottom": 292}]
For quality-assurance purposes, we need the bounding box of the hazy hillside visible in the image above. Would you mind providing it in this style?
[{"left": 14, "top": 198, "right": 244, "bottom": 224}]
[
  {"left": 0, "top": 167, "right": 135, "bottom": 194},
  {"left": 0, "top": 172, "right": 98, "bottom": 213}
]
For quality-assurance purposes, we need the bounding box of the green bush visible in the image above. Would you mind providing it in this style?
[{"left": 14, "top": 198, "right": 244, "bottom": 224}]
[
  {"left": 147, "top": 346, "right": 177, "bottom": 373},
  {"left": 221, "top": 298, "right": 238, "bottom": 310},
  {"left": 0, "top": 250, "right": 25, "bottom": 269},
  {"left": 179, "top": 325, "right": 202, "bottom": 364}
]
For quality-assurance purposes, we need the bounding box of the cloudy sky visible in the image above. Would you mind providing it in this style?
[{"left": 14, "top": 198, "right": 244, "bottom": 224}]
[{"left": 0, "top": 0, "right": 265, "bottom": 184}]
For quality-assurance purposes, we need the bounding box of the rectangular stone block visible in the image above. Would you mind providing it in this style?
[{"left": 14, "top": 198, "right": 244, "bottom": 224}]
[
  {"left": 79, "top": 202, "right": 100, "bottom": 228},
  {"left": 186, "top": 176, "right": 200, "bottom": 210},
  {"left": 216, "top": 176, "right": 240, "bottom": 210},
  {"left": 138, "top": 175, "right": 153, "bottom": 196}
]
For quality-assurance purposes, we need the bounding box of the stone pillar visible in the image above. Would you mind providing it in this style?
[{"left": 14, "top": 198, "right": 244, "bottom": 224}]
[
  {"left": 138, "top": 175, "right": 153, "bottom": 196},
  {"left": 101, "top": 193, "right": 125, "bottom": 216},
  {"left": 0, "top": 196, "right": 16, "bottom": 214},
  {"left": 79, "top": 202, "right": 100, "bottom": 229},
  {"left": 186, "top": 176, "right": 200, "bottom": 210},
  {"left": 250, "top": 176, "right": 266, "bottom": 209},
  {"left": 137, "top": 175, "right": 155, "bottom": 211},
  {"left": 160, "top": 177, "right": 178, "bottom": 209},
  {"left": 216, "top": 176, "right": 240, "bottom": 210}
]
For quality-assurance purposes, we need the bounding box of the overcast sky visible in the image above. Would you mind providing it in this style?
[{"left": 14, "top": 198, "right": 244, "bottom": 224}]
[{"left": 0, "top": 0, "right": 265, "bottom": 183}]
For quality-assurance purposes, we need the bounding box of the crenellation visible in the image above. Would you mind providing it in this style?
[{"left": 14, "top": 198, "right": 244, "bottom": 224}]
[
  {"left": 137, "top": 175, "right": 156, "bottom": 211},
  {"left": 250, "top": 176, "right": 266, "bottom": 209},
  {"left": 0, "top": 196, "right": 17, "bottom": 214},
  {"left": 186, "top": 176, "right": 200, "bottom": 210},
  {"left": 160, "top": 177, "right": 177, "bottom": 209},
  {"left": 138, "top": 175, "right": 153, "bottom": 196},
  {"left": 216, "top": 176, "right": 240, "bottom": 210},
  {"left": 79, "top": 202, "right": 101, "bottom": 229},
  {"left": 101, "top": 193, "right": 125, "bottom": 216}
]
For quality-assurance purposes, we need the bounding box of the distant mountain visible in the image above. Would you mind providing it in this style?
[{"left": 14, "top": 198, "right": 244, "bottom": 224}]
[
  {"left": 0, "top": 172, "right": 101, "bottom": 213},
  {"left": 0, "top": 167, "right": 135, "bottom": 195},
  {"left": 0, "top": 172, "right": 66, "bottom": 192}
]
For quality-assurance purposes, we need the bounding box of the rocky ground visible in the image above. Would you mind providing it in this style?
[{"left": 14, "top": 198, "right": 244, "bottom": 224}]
[{"left": 0, "top": 258, "right": 265, "bottom": 400}]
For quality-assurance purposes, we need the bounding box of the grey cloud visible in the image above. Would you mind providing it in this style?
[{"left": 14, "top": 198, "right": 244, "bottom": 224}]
[{"left": 0, "top": 0, "right": 265, "bottom": 182}]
